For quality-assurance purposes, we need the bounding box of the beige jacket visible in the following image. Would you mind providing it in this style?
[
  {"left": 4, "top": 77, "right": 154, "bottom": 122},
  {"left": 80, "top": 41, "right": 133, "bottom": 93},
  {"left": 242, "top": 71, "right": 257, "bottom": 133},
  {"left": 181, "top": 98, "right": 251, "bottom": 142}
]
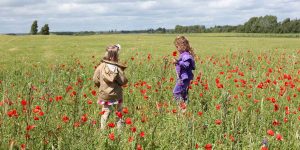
[{"left": 93, "top": 60, "right": 128, "bottom": 101}]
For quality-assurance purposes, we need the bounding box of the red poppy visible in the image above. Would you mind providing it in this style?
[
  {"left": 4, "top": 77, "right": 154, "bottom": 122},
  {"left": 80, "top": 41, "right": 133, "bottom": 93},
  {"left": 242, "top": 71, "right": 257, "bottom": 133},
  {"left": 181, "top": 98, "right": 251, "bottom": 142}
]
[
  {"left": 21, "top": 99, "right": 27, "bottom": 106},
  {"left": 7, "top": 109, "right": 18, "bottom": 117},
  {"left": 276, "top": 133, "right": 283, "bottom": 141},
  {"left": 66, "top": 85, "right": 73, "bottom": 92},
  {"left": 215, "top": 119, "right": 222, "bottom": 125},
  {"left": 34, "top": 116, "right": 39, "bottom": 120},
  {"left": 122, "top": 107, "right": 129, "bottom": 114},
  {"left": 197, "top": 111, "right": 203, "bottom": 116},
  {"left": 62, "top": 115, "right": 69, "bottom": 123},
  {"left": 172, "top": 109, "right": 177, "bottom": 113},
  {"left": 108, "top": 122, "right": 115, "bottom": 128},
  {"left": 204, "top": 143, "right": 212, "bottom": 150},
  {"left": 140, "top": 131, "right": 145, "bottom": 138},
  {"left": 284, "top": 117, "right": 288, "bottom": 123},
  {"left": 55, "top": 96, "right": 63, "bottom": 101},
  {"left": 238, "top": 106, "right": 242, "bottom": 112},
  {"left": 267, "top": 129, "right": 274, "bottom": 136},
  {"left": 21, "top": 144, "right": 26, "bottom": 150},
  {"left": 136, "top": 144, "right": 142, "bottom": 150},
  {"left": 131, "top": 127, "right": 137, "bottom": 132},
  {"left": 91, "top": 90, "right": 97, "bottom": 96},
  {"left": 272, "top": 119, "right": 280, "bottom": 126},
  {"left": 125, "top": 118, "right": 132, "bottom": 125},
  {"left": 172, "top": 51, "right": 177, "bottom": 57},
  {"left": 98, "top": 110, "right": 105, "bottom": 115},
  {"left": 87, "top": 100, "right": 93, "bottom": 105},
  {"left": 26, "top": 125, "right": 36, "bottom": 131},
  {"left": 216, "top": 83, "right": 223, "bottom": 88},
  {"left": 38, "top": 111, "right": 44, "bottom": 116},
  {"left": 70, "top": 91, "right": 76, "bottom": 97},
  {"left": 81, "top": 114, "right": 88, "bottom": 122},
  {"left": 108, "top": 132, "right": 115, "bottom": 141},
  {"left": 115, "top": 111, "right": 122, "bottom": 118},
  {"left": 195, "top": 143, "right": 199, "bottom": 149},
  {"left": 128, "top": 136, "right": 134, "bottom": 142},
  {"left": 274, "top": 103, "right": 279, "bottom": 112}
]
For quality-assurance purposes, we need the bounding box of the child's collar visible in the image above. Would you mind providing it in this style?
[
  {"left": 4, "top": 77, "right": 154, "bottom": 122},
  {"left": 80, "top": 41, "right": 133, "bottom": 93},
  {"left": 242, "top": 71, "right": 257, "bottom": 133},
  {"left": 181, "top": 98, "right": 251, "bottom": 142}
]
[{"left": 101, "top": 59, "right": 127, "bottom": 70}]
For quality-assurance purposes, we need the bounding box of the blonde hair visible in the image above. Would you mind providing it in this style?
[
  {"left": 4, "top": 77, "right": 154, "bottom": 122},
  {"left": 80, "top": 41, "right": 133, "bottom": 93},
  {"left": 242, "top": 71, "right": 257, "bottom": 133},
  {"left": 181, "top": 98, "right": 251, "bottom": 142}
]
[
  {"left": 174, "top": 36, "right": 196, "bottom": 58},
  {"left": 103, "top": 45, "right": 120, "bottom": 62}
]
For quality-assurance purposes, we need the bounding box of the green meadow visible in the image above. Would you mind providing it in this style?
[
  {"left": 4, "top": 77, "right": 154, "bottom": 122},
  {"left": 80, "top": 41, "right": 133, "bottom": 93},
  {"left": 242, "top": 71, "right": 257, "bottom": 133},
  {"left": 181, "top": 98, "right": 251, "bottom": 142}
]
[
  {"left": 0, "top": 33, "right": 300, "bottom": 149},
  {"left": 1, "top": 33, "right": 300, "bottom": 68}
]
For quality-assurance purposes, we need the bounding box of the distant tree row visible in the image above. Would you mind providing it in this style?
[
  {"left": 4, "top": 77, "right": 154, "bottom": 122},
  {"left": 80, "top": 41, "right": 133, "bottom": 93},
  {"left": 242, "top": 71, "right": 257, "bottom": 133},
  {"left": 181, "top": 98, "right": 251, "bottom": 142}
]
[
  {"left": 30, "top": 20, "right": 50, "bottom": 35},
  {"left": 38, "top": 15, "right": 299, "bottom": 35},
  {"left": 174, "top": 15, "right": 300, "bottom": 33}
]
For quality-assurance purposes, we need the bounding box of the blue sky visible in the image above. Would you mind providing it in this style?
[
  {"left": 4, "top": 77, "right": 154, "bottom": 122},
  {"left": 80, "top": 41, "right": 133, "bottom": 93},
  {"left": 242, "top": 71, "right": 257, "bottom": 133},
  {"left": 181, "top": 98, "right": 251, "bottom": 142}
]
[{"left": 0, "top": 0, "right": 299, "bottom": 33}]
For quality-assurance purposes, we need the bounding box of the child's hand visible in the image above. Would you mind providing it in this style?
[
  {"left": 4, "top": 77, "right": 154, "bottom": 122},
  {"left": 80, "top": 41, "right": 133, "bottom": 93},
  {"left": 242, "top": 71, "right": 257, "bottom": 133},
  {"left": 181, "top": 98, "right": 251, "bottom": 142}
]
[{"left": 172, "top": 58, "right": 178, "bottom": 64}]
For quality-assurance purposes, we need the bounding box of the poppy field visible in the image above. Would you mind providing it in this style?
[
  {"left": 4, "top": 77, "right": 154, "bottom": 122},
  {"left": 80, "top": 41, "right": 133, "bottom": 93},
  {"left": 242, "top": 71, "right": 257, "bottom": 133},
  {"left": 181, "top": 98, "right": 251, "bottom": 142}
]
[{"left": 0, "top": 34, "right": 300, "bottom": 149}]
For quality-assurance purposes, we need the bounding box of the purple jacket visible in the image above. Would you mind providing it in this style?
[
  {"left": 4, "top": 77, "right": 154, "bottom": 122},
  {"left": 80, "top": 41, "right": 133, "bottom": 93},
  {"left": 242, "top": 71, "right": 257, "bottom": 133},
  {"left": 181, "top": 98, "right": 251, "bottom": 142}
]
[{"left": 175, "top": 51, "right": 195, "bottom": 81}]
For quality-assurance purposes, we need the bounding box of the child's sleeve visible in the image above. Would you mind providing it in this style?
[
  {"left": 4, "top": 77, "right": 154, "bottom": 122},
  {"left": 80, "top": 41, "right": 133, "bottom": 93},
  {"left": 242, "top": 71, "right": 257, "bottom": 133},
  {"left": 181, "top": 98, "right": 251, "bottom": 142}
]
[
  {"left": 93, "top": 65, "right": 101, "bottom": 87},
  {"left": 178, "top": 55, "right": 192, "bottom": 69},
  {"left": 116, "top": 68, "right": 128, "bottom": 86}
]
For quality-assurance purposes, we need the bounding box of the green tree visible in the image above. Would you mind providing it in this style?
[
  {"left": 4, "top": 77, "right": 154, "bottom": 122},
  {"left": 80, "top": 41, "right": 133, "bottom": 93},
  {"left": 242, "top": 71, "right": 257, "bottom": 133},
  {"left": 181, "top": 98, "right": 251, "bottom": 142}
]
[
  {"left": 40, "top": 24, "right": 50, "bottom": 35},
  {"left": 30, "top": 20, "right": 38, "bottom": 35}
]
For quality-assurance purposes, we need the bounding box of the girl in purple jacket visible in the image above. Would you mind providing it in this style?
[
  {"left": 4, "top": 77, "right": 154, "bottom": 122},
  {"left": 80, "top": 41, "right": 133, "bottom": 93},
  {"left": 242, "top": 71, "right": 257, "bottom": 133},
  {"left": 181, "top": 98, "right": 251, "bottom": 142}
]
[{"left": 172, "top": 36, "right": 196, "bottom": 108}]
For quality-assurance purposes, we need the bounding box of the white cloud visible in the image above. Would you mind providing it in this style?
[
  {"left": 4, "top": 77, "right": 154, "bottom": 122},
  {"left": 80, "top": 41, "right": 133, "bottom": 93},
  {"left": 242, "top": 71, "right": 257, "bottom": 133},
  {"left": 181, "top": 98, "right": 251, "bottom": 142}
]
[{"left": 0, "top": 0, "right": 299, "bottom": 33}]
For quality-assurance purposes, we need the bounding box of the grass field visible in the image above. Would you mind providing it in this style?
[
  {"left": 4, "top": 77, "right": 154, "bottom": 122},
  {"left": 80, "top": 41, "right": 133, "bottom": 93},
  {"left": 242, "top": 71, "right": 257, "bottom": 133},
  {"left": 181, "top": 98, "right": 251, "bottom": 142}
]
[{"left": 0, "top": 33, "right": 300, "bottom": 149}]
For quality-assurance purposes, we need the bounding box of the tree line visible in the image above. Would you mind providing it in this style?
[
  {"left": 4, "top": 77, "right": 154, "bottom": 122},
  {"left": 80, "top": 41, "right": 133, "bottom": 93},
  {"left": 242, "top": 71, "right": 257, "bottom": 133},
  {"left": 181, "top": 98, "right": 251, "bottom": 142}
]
[
  {"left": 175, "top": 15, "right": 300, "bottom": 33},
  {"left": 28, "top": 15, "right": 300, "bottom": 35},
  {"left": 30, "top": 20, "right": 50, "bottom": 35}
]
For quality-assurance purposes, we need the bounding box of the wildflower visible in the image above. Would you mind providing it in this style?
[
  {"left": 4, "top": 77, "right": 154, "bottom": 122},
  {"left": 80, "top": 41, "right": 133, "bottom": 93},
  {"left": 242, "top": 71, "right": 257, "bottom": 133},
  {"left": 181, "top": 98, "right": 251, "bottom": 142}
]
[
  {"left": 204, "top": 143, "right": 212, "bottom": 150},
  {"left": 122, "top": 107, "right": 129, "bottom": 114},
  {"left": 108, "top": 132, "right": 115, "bottom": 141},
  {"left": 108, "top": 122, "right": 115, "bottom": 128},
  {"left": 21, "top": 144, "right": 26, "bottom": 150},
  {"left": 267, "top": 129, "right": 274, "bottom": 136},
  {"left": 274, "top": 103, "right": 279, "bottom": 112},
  {"left": 131, "top": 127, "right": 136, "bottom": 132},
  {"left": 91, "top": 90, "right": 97, "bottom": 96},
  {"left": 38, "top": 111, "right": 44, "bottom": 116},
  {"left": 172, "top": 109, "right": 177, "bottom": 113},
  {"left": 81, "top": 114, "right": 88, "bottom": 122},
  {"left": 62, "top": 115, "right": 69, "bottom": 123},
  {"left": 128, "top": 136, "right": 134, "bottom": 142},
  {"left": 87, "top": 99, "right": 93, "bottom": 105},
  {"left": 283, "top": 117, "right": 288, "bottom": 123},
  {"left": 70, "top": 91, "right": 76, "bottom": 97},
  {"left": 26, "top": 125, "right": 36, "bottom": 131},
  {"left": 116, "top": 111, "right": 122, "bottom": 118},
  {"left": 137, "top": 144, "right": 142, "bottom": 150},
  {"left": 238, "top": 106, "right": 242, "bottom": 112},
  {"left": 215, "top": 119, "right": 222, "bottom": 125},
  {"left": 55, "top": 96, "right": 63, "bottom": 101},
  {"left": 272, "top": 120, "right": 280, "bottom": 126},
  {"left": 7, "top": 109, "right": 18, "bottom": 117},
  {"left": 21, "top": 99, "right": 27, "bottom": 106},
  {"left": 172, "top": 51, "right": 177, "bottom": 57},
  {"left": 66, "top": 85, "right": 73, "bottom": 92},
  {"left": 197, "top": 111, "right": 203, "bottom": 116},
  {"left": 195, "top": 143, "right": 199, "bottom": 149},
  {"left": 140, "top": 131, "right": 145, "bottom": 138},
  {"left": 276, "top": 133, "right": 283, "bottom": 141},
  {"left": 125, "top": 118, "right": 132, "bottom": 125}
]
